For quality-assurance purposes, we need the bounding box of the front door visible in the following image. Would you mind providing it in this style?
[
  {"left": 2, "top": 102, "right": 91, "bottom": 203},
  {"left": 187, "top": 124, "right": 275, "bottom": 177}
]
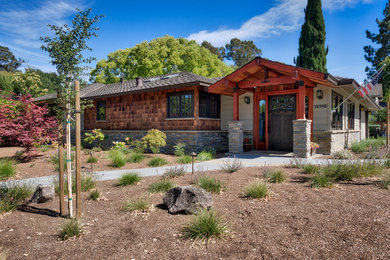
[{"left": 268, "top": 94, "right": 296, "bottom": 151}]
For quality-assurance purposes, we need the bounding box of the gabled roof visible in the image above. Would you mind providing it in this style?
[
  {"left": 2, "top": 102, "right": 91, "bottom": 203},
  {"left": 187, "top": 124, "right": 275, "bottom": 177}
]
[{"left": 34, "top": 71, "right": 221, "bottom": 102}]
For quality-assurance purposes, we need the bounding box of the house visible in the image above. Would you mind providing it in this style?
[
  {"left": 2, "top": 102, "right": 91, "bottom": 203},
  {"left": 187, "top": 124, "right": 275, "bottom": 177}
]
[{"left": 35, "top": 57, "right": 380, "bottom": 157}]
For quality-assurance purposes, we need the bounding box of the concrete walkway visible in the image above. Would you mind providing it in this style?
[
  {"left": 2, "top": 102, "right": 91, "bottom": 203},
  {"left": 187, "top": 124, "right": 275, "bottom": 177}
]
[{"left": 0, "top": 151, "right": 345, "bottom": 188}]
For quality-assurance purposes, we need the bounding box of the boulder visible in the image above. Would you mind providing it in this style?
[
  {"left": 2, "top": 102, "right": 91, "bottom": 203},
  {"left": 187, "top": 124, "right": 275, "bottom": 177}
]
[
  {"left": 29, "top": 184, "right": 54, "bottom": 203},
  {"left": 163, "top": 186, "right": 213, "bottom": 214}
]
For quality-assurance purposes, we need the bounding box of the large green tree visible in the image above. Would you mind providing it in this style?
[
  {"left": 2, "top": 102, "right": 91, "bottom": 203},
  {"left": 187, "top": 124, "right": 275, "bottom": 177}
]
[
  {"left": 295, "top": 0, "right": 328, "bottom": 73},
  {"left": 364, "top": 1, "right": 390, "bottom": 98},
  {"left": 201, "top": 41, "right": 225, "bottom": 61},
  {"left": 0, "top": 45, "right": 24, "bottom": 72},
  {"left": 224, "top": 38, "right": 262, "bottom": 67},
  {"left": 90, "top": 36, "right": 233, "bottom": 83}
]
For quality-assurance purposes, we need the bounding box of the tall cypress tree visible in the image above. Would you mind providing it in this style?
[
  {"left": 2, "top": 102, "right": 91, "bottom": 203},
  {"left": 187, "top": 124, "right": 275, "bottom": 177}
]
[{"left": 295, "top": 0, "right": 328, "bottom": 73}]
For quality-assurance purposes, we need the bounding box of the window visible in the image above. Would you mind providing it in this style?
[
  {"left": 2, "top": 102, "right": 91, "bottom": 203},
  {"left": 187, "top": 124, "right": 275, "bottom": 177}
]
[
  {"left": 167, "top": 91, "right": 194, "bottom": 118},
  {"left": 199, "top": 91, "right": 220, "bottom": 118},
  {"left": 96, "top": 101, "right": 106, "bottom": 121},
  {"left": 347, "top": 102, "right": 355, "bottom": 130},
  {"left": 332, "top": 91, "right": 343, "bottom": 130}
]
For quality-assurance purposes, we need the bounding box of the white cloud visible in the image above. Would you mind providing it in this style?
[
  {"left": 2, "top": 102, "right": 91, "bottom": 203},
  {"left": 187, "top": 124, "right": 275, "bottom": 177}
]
[{"left": 188, "top": 0, "right": 373, "bottom": 46}]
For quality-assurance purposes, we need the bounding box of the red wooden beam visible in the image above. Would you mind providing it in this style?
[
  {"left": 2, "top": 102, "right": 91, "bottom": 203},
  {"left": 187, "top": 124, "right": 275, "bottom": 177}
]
[
  {"left": 297, "top": 81, "right": 305, "bottom": 119},
  {"left": 239, "top": 76, "right": 296, "bottom": 88},
  {"left": 233, "top": 87, "right": 239, "bottom": 120}
]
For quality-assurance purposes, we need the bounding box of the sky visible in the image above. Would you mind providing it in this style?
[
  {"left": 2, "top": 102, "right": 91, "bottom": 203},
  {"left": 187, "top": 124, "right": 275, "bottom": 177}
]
[{"left": 0, "top": 0, "right": 387, "bottom": 83}]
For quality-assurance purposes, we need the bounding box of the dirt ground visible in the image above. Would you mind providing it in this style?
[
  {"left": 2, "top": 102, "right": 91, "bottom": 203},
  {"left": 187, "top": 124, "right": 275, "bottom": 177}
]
[
  {"left": 0, "top": 147, "right": 186, "bottom": 181},
  {"left": 1, "top": 166, "right": 390, "bottom": 259}
]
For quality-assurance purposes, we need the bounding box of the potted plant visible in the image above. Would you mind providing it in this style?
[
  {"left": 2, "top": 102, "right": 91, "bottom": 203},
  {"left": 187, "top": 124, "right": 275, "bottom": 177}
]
[
  {"left": 243, "top": 138, "right": 253, "bottom": 152},
  {"left": 310, "top": 142, "right": 320, "bottom": 156}
]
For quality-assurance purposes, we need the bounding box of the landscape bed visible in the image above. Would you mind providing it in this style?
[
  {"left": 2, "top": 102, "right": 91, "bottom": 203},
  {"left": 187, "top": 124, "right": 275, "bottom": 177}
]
[{"left": 1, "top": 166, "right": 390, "bottom": 259}]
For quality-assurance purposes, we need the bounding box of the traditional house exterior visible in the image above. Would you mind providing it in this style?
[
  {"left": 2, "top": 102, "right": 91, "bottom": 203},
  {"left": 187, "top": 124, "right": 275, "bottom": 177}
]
[{"left": 35, "top": 57, "right": 380, "bottom": 157}]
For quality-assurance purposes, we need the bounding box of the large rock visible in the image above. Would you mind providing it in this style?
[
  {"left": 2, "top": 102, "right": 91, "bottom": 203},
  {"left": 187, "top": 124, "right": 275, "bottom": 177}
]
[
  {"left": 29, "top": 184, "right": 54, "bottom": 203},
  {"left": 163, "top": 186, "right": 213, "bottom": 214}
]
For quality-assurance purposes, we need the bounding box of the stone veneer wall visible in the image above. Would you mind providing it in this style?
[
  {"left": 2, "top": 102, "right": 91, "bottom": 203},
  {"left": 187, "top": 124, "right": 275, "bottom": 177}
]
[
  {"left": 81, "top": 130, "right": 228, "bottom": 154},
  {"left": 293, "top": 119, "right": 311, "bottom": 158},
  {"left": 313, "top": 130, "right": 362, "bottom": 154},
  {"left": 228, "top": 121, "right": 244, "bottom": 154}
]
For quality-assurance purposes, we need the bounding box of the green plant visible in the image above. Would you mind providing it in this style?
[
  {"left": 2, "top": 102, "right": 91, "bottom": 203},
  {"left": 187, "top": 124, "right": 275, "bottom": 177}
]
[
  {"left": 142, "top": 129, "right": 167, "bottom": 154},
  {"left": 40, "top": 145, "right": 50, "bottom": 152},
  {"left": 197, "top": 175, "right": 224, "bottom": 193},
  {"left": 285, "top": 157, "right": 304, "bottom": 169},
  {"left": 264, "top": 170, "right": 285, "bottom": 183},
  {"left": 163, "top": 166, "right": 185, "bottom": 178},
  {"left": 117, "top": 172, "right": 141, "bottom": 186},
  {"left": 380, "top": 174, "right": 390, "bottom": 189},
  {"left": 302, "top": 164, "right": 320, "bottom": 174},
  {"left": 108, "top": 149, "right": 126, "bottom": 168},
  {"left": 127, "top": 152, "right": 145, "bottom": 163},
  {"left": 111, "top": 141, "right": 126, "bottom": 150},
  {"left": 54, "top": 173, "right": 96, "bottom": 195},
  {"left": 322, "top": 161, "right": 383, "bottom": 182},
  {"left": 58, "top": 219, "right": 82, "bottom": 240},
  {"left": 334, "top": 150, "right": 353, "bottom": 159},
  {"left": 87, "top": 156, "right": 98, "bottom": 164},
  {"left": 196, "top": 150, "right": 214, "bottom": 161},
  {"left": 50, "top": 152, "right": 74, "bottom": 171},
  {"left": 311, "top": 173, "right": 333, "bottom": 188},
  {"left": 92, "top": 146, "right": 102, "bottom": 152},
  {"left": 384, "top": 159, "right": 390, "bottom": 169},
  {"left": 220, "top": 157, "right": 242, "bottom": 173},
  {"left": 177, "top": 155, "right": 192, "bottom": 164},
  {"left": 244, "top": 180, "right": 268, "bottom": 199},
  {"left": 88, "top": 189, "right": 100, "bottom": 201},
  {"left": 121, "top": 197, "right": 151, "bottom": 212},
  {"left": 148, "top": 157, "right": 167, "bottom": 167},
  {"left": 84, "top": 129, "right": 105, "bottom": 148},
  {"left": 0, "top": 158, "right": 16, "bottom": 180},
  {"left": 174, "top": 142, "right": 186, "bottom": 156},
  {"left": 14, "top": 150, "right": 24, "bottom": 157},
  {"left": 148, "top": 179, "right": 174, "bottom": 193},
  {"left": 182, "top": 209, "right": 228, "bottom": 242},
  {"left": 0, "top": 249, "right": 8, "bottom": 260},
  {"left": 129, "top": 139, "right": 147, "bottom": 154},
  {"left": 0, "top": 185, "right": 32, "bottom": 213}
]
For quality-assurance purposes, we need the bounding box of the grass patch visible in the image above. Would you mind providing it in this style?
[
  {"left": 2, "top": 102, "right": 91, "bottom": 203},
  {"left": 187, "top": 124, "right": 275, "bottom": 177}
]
[
  {"left": 196, "top": 150, "right": 214, "bottom": 161},
  {"left": 351, "top": 142, "right": 366, "bottom": 154},
  {"left": 380, "top": 174, "right": 390, "bottom": 189},
  {"left": 220, "top": 157, "right": 242, "bottom": 173},
  {"left": 197, "top": 175, "right": 224, "bottom": 193},
  {"left": 384, "top": 159, "right": 390, "bottom": 169},
  {"left": 148, "top": 157, "right": 167, "bottom": 167},
  {"left": 163, "top": 166, "right": 185, "bottom": 178},
  {"left": 177, "top": 155, "right": 192, "bottom": 164},
  {"left": 54, "top": 173, "right": 96, "bottom": 195},
  {"left": 86, "top": 156, "right": 98, "bottom": 164},
  {"left": 88, "top": 189, "right": 100, "bottom": 201},
  {"left": 244, "top": 180, "right": 268, "bottom": 199},
  {"left": 334, "top": 150, "right": 353, "bottom": 159},
  {"left": 0, "top": 158, "right": 16, "bottom": 180},
  {"left": 302, "top": 164, "right": 320, "bottom": 174},
  {"left": 127, "top": 152, "right": 145, "bottom": 163},
  {"left": 285, "top": 157, "right": 304, "bottom": 169},
  {"left": 182, "top": 209, "right": 228, "bottom": 242},
  {"left": 148, "top": 179, "right": 174, "bottom": 193},
  {"left": 351, "top": 138, "right": 385, "bottom": 154},
  {"left": 39, "top": 145, "right": 50, "bottom": 152},
  {"left": 311, "top": 173, "right": 333, "bottom": 188},
  {"left": 108, "top": 149, "right": 126, "bottom": 168},
  {"left": 58, "top": 219, "right": 82, "bottom": 240},
  {"left": 117, "top": 172, "right": 141, "bottom": 187},
  {"left": 0, "top": 185, "right": 32, "bottom": 213},
  {"left": 322, "top": 161, "right": 383, "bottom": 182},
  {"left": 121, "top": 197, "right": 151, "bottom": 212},
  {"left": 264, "top": 170, "right": 285, "bottom": 183}
]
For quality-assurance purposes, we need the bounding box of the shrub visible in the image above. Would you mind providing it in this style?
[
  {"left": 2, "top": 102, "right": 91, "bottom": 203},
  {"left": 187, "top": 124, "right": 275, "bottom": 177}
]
[
  {"left": 0, "top": 159, "right": 16, "bottom": 180},
  {"left": 311, "top": 173, "right": 333, "bottom": 188},
  {"left": 384, "top": 159, "right": 390, "bottom": 169},
  {"left": 87, "top": 156, "right": 98, "bottom": 164},
  {"left": 148, "top": 157, "right": 167, "bottom": 167},
  {"left": 174, "top": 142, "right": 186, "bottom": 156},
  {"left": 121, "top": 197, "right": 151, "bottom": 213},
  {"left": 334, "top": 150, "right": 353, "bottom": 159},
  {"left": 142, "top": 129, "right": 167, "bottom": 154},
  {"left": 54, "top": 173, "right": 96, "bottom": 194},
  {"left": 117, "top": 172, "right": 141, "bottom": 187},
  {"left": 129, "top": 139, "right": 146, "bottom": 154},
  {"left": 177, "top": 155, "right": 192, "bottom": 164},
  {"left": 264, "top": 170, "right": 285, "bottom": 183},
  {"left": 182, "top": 209, "right": 228, "bottom": 242},
  {"left": 220, "top": 157, "right": 242, "bottom": 173},
  {"left": 196, "top": 150, "right": 214, "bottom": 161},
  {"left": 381, "top": 175, "right": 390, "bottom": 189},
  {"left": 302, "top": 164, "right": 320, "bottom": 174},
  {"left": 0, "top": 185, "right": 32, "bottom": 213},
  {"left": 58, "top": 219, "right": 82, "bottom": 240},
  {"left": 92, "top": 146, "right": 102, "bottom": 152},
  {"left": 322, "top": 161, "right": 383, "bottom": 182},
  {"left": 163, "top": 166, "right": 185, "bottom": 178},
  {"left": 108, "top": 149, "right": 126, "bottom": 168},
  {"left": 88, "top": 189, "right": 100, "bottom": 201},
  {"left": 84, "top": 129, "right": 105, "bottom": 148},
  {"left": 111, "top": 141, "right": 126, "bottom": 151},
  {"left": 244, "top": 180, "right": 268, "bottom": 199},
  {"left": 197, "top": 175, "right": 224, "bottom": 193},
  {"left": 351, "top": 141, "right": 366, "bottom": 154},
  {"left": 148, "top": 179, "right": 174, "bottom": 193},
  {"left": 127, "top": 152, "right": 145, "bottom": 163}
]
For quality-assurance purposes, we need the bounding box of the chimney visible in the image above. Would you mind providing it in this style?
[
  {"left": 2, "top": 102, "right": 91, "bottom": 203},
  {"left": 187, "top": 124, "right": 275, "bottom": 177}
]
[
  {"left": 120, "top": 77, "right": 124, "bottom": 84},
  {"left": 136, "top": 77, "right": 143, "bottom": 88}
]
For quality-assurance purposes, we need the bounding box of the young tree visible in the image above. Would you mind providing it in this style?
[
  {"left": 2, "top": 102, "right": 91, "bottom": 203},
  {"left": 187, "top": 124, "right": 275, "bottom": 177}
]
[
  {"left": 0, "top": 45, "right": 24, "bottom": 72},
  {"left": 224, "top": 38, "right": 262, "bottom": 67},
  {"left": 364, "top": 1, "right": 390, "bottom": 97},
  {"left": 295, "top": 0, "right": 328, "bottom": 73},
  {"left": 90, "top": 36, "right": 233, "bottom": 83}
]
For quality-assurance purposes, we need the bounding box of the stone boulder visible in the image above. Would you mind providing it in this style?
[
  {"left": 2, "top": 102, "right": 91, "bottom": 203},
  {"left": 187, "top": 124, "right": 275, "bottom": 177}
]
[
  {"left": 29, "top": 184, "right": 54, "bottom": 203},
  {"left": 163, "top": 186, "right": 213, "bottom": 214}
]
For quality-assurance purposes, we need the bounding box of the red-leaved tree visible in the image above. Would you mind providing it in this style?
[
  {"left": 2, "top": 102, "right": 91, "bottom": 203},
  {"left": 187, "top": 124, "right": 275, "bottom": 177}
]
[{"left": 0, "top": 94, "right": 57, "bottom": 152}]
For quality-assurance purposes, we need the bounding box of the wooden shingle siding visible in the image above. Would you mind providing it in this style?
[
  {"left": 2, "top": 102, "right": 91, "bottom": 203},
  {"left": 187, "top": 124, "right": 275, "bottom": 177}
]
[{"left": 84, "top": 86, "right": 221, "bottom": 131}]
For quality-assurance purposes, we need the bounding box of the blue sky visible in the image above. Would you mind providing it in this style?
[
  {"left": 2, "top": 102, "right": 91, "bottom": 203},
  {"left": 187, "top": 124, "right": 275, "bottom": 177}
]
[{"left": 0, "top": 0, "right": 387, "bottom": 83}]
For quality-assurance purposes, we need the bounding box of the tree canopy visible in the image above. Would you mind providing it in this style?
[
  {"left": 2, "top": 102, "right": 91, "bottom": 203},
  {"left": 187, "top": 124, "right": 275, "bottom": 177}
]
[
  {"left": 364, "top": 1, "right": 390, "bottom": 97},
  {"left": 90, "top": 36, "right": 234, "bottom": 84},
  {"left": 201, "top": 41, "right": 224, "bottom": 61},
  {"left": 224, "top": 38, "right": 262, "bottom": 67},
  {"left": 0, "top": 45, "right": 24, "bottom": 72},
  {"left": 295, "top": 0, "right": 328, "bottom": 73}
]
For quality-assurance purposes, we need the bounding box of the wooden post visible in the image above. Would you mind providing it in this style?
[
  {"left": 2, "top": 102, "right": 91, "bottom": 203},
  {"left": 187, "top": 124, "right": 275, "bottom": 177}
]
[
  {"left": 233, "top": 85, "right": 239, "bottom": 121},
  {"left": 387, "top": 96, "right": 389, "bottom": 148},
  {"left": 66, "top": 88, "right": 73, "bottom": 218},
  {"left": 298, "top": 81, "right": 305, "bottom": 119},
  {"left": 57, "top": 90, "right": 65, "bottom": 216},
  {"left": 75, "top": 81, "right": 82, "bottom": 219}
]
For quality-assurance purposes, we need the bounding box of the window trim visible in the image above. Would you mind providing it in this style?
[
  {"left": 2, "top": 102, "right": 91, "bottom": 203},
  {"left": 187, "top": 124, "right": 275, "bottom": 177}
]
[
  {"left": 96, "top": 100, "right": 106, "bottom": 121},
  {"left": 199, "top": 91, "right": 221, "bottom": 119},
  {"left": 166, "top": 91, "right": 194, "bottom": 118},
  {"left": 332, "top": 91, "right": 343, "bottom": 130}
]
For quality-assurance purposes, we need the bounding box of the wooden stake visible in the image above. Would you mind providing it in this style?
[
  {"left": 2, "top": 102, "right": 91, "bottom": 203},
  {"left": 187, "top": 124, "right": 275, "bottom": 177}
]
[
  {"left": 57, "top": 90, "right": 65, "bottom": 216},
  {"left": 66, "top": 88, "right": 73, "bottom": 218},
  {"left": 387, "top": 96, "right": 389, "bottom": 149},
  {"left": 75, "top": 81, "right": 82, "bottom": 219}
]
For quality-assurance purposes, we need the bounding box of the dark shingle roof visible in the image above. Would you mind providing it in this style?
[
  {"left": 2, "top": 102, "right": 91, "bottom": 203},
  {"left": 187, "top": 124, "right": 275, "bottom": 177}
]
[{"left": 34, "top": 71, "right": 220, "bottom": 102}]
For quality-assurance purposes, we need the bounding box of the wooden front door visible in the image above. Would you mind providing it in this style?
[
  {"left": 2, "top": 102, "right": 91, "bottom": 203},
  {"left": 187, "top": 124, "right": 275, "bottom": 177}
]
[{"left": 268, "top": 94, "right": 296, "bottom": 151}]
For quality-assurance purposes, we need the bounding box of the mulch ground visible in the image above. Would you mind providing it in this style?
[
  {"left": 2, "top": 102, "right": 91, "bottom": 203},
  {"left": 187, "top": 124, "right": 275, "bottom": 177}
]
[{"left": 1, "top": 166, "right": 390, "bottom": 259}]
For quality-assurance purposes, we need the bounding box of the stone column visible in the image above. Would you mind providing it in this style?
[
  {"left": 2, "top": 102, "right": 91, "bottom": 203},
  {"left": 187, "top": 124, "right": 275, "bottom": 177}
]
[
  {"left": 228, "top": 121, "right": 244, "bottom": 154},
  {"left": 293, "top": 119, "right": 311, "bottom": 158}
]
